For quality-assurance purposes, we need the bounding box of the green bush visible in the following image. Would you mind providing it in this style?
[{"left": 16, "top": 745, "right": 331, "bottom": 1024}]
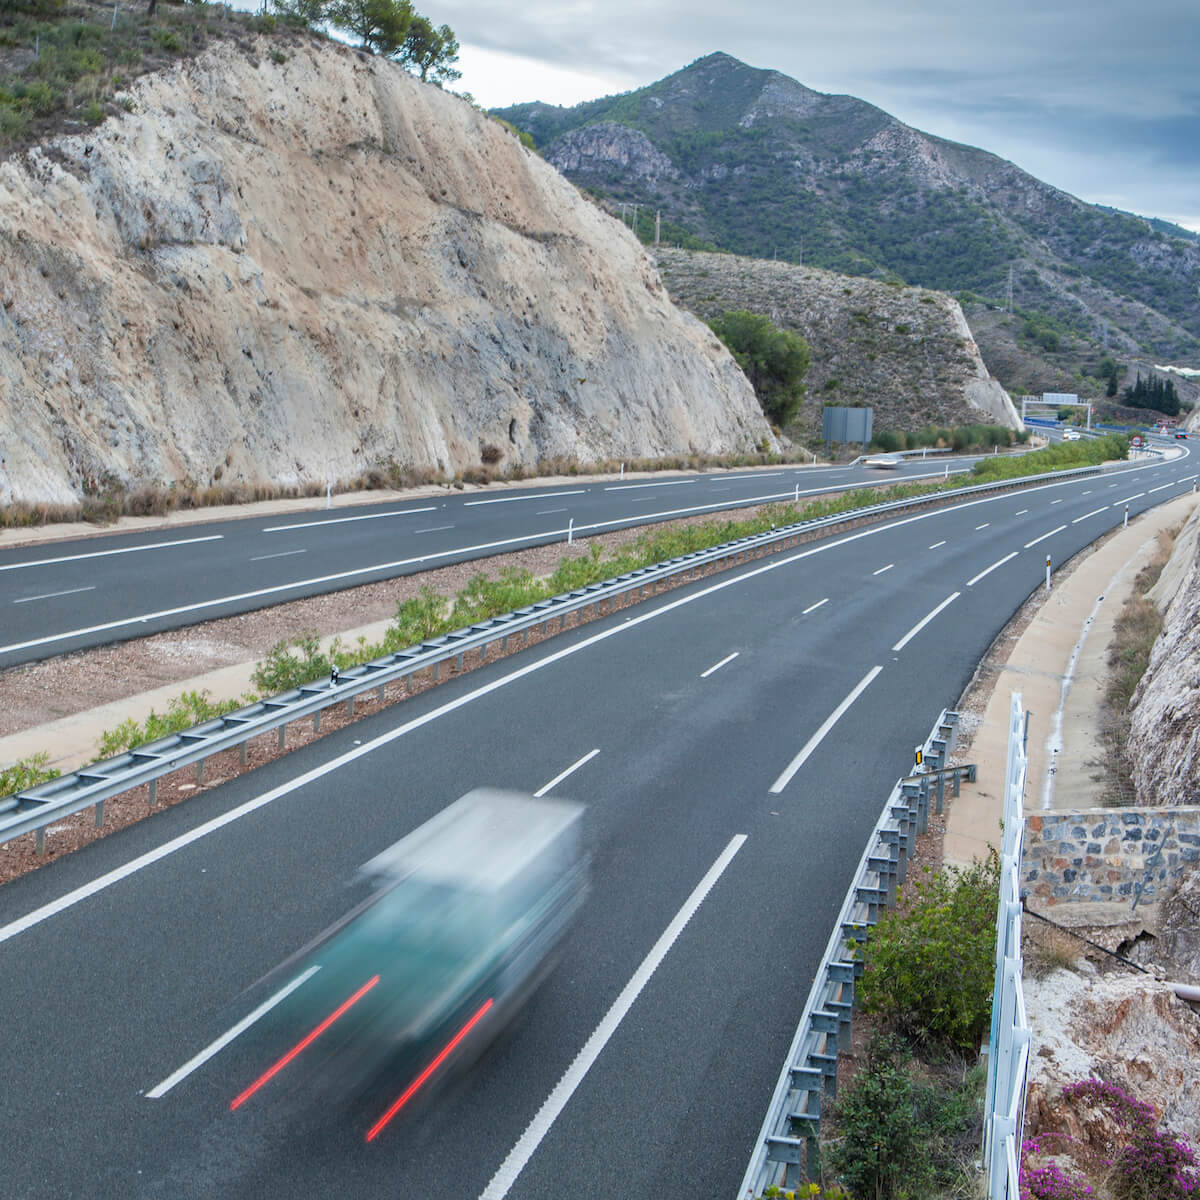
[
  {"left": 858, "top": 852, "right": 1000, "bottom": 1050},
  {"left": 0, "top": 752, "right": 60, "bottom": 801},
  {"left": 249, "top": 632, "right": 335, "bottom": 695},
  {"left": 971, "top": 433, "right": 1127, "bottom": 481},
  {"left": 97, "top": 690, "right": 245, "bottom": 758}
]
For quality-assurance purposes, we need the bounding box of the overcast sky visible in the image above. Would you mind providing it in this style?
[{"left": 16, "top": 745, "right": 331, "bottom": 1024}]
[{"left": 430, "top": 0, "right": 1200, "bottom": 233}]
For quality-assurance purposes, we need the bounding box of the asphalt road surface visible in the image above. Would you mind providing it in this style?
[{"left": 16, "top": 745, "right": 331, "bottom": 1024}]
[
  {"left": 0, "top": 443, "right": 1193, "bottom": 1199},
  {"left": 0, "top": 457, "right": 982, "bottom": 668}
]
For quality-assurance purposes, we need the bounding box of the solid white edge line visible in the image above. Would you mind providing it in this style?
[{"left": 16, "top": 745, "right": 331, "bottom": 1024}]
[
  {"left": 872, "top": 564, "right": 894, "bottom": 575},
  {"left": 465, "top": 491, "right": 587, "bottom": 506},
  {"left": 1071, "top": 507, "right": 1108, "bottom": 524},
  {"left": 966, "top": 552, "right": 1018, "bottom": 587},
  {"left": 802, "top": 598, "right": 829, "bottom": 614},
  {"left": 145, "top": 965, "right": 321, "bottom": 1099},
  {"left": 892, "top": 592, "right": 960, "bottom": 653},
  {"left": 768, "top": 666, "right": 882, "bottom": 794},
  {"left": 261, "top": 507, "right": 436, "bottom": 532},
  {"left": 1024, "top": 524, "right": 1067, "bottom": 549},
  {"left": 477, "top": 835, "right": 747, "bottom": 1200},
  {"left": 533, "top": 749, "right": 601, "bottom": 797},
  {"left": 13, "top": 585, "right": 97, "bottom": 604},
  {"left": 604, "top": 479, "right": 695, "bottom": 491},
  {"left": 700, "top": 652, "right": 739, "bottom": 678},
  {"left": 0, "top": 534, "right": 224, "bottom": 573}
]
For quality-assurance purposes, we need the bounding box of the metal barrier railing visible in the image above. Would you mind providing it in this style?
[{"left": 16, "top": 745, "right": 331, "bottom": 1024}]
[
  {"left": 2, "top": 463, "right": 1100, "bottom": 853},
  {"left": 982, "top": 692, "right": 1031, "bottom": 1197},
  {"left": 737, "top": 709, "right": 973, "bottom": 1196}
]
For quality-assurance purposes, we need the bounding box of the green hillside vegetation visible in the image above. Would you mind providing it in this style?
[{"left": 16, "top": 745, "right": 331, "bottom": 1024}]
[{"left": 495, "top": 53, "right": 1200, "bottom": 394}]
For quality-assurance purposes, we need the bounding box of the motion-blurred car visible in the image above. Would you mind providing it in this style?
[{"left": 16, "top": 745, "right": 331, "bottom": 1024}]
[
  {"left": 863, "top": 454, "right": 902, "bottom": 469},
  {"left": 232, "top": 789, "right": 588, "bottom": 1136},
  {"left": 1062, "top": 429, "right": 1082, "bottom": 441}
]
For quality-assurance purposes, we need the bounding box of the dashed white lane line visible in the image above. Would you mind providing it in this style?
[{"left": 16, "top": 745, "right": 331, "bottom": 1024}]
[
  {"left": 146, "top": 966, "right": 321, "bottom": 1099},
  {"left": 1015, "top": 510, "right": 1029, "bottom": 516},
  {"left": 250, "top": 549, "right": 307, "bottom": 562},
  {"left": 928, "top": 540, "right": 947, "bottom": 549},
  {"left": 1050, "top": 498, "right": 1064, "bottom": 505},
  {"left": 892, "top": 592, "right": 960, "bottom": 653},
  {"left": 536, "top": 508, "right": 568, "bottom": 515},
  {"left": 1024, "top": 525, "right": 1067, "bottom": 549},
  {"left": 701, "top": 652, "right": 739, "bottom": 678},
  {"left": 1116, "top": 492, "right": 1145, "bottom": 504},
  {"left": 1149, "top": 482, "right": 1176, "bottom": 494},
  {"left": 873, "top": 563, "right": 894, "bottom": 575},
  {"left": 262, "top": 507, "right": 436, "bottom": 532},
  {"left": 604, "top": 479, "right": 695, "bottom": 491},
  {"left": 477, "top": 835, "right": 747, "bottom": 1200},
  {"left": 802, "top": 598, "right": 829, "bottom": 614},
  {"left": 466, "top": 490, "right": 586, "bottom": 506},
  {"left": 414, "top": 525, "right": 456, "bottom": 535},
  {"left": 12, "top": 585, "right": 96, "bottom": 605},
  {"left": 0, "top": 534, "right": 223, "bottom": 573},
  {"left": 967, "top": 552, "right": 1018, "bottom": 587},
  {"left": 769, "top": 666, "right": 883, "bottom": 793},
  {"left": 975, "top": 523, "right": 990, "bottom": 530},
  {"left": 1071, "top": 507, "right": 1108, "bottom": 524},
  {"left": 534, "top": 748, "right": 601, "bottom": 797}
]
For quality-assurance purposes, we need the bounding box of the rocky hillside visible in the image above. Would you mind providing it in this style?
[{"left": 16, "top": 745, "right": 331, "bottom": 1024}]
[
  {"left": 1126, "top": 506, "right": 1200, "bottom": 805},
  {"left": 0, "top": 36, "right": 771, "bottom": 506},
  {"left": 495, "top": 53, "right": 1200, "bottom": 395},
  {"left": 654, "top": 248, "right": 1019, "bottom": 439}
]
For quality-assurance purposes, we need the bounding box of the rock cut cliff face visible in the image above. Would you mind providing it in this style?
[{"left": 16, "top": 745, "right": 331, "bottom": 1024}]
[{"left": 0, "top": 38, "right": 770, "bottom": 505}]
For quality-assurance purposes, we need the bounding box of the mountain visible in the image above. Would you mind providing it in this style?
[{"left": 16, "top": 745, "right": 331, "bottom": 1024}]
[
  {"left": 494, "top": 53, "right": 1200, "bottom": 391},
  {"left": 0, "top": 37, "right": 771, "bottom": 506}
]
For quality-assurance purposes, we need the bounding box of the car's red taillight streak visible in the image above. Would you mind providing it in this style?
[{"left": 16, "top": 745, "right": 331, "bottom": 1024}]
[
  {"left": 229, "top": 974, "right": 381, "bottom": 1111},
  {"left": 365, "top": 997, "right": 494, "bottom": 1142}
]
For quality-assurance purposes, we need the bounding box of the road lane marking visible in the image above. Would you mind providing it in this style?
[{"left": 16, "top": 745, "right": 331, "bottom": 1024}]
[
  {"left": 1072, "top": 507, "right": 1108, "bottom": 523},
  {"left": 465, "top": 490, "right": 586, "bottom": 507},
  {"left": 769, "top": 667, "right": 883, "bottom": 793},
  {"left": 146, "top": 966, "right": 321, "bottom": 1099},
  {"left": 534, "top": 749, "right": 601, "bottom": 797},
  {"left": 262, "top": 507, "right": 436, "bottom": 532},
  {"left": 12, "top": 585, "right": 96, "bottom": 604},
  {"left": 928, "top": 540, "right": 947, "bottom": 549},
  {"left": 535, "top": 508, "right": 567, "bottom": 515},
  {"left": 975, "top": 523, "right": 990, "bottom": 530},
  {"left": 1050, "top": 499, "right": 1064, "bottom": 505},
  {"left": 802, "top": 598, "right": 828, "bottom": 614},
  {"left": 966, "top": 552, "right": 1018, "bottom": 587},
  {"left": 701, "top": 652, "right": 739, "bottom": 678},
  {"left": 250, "top": 549, "right": 307, "bottom": 562},
  {"left": 604, "top": 479, "right": 694, "bottom": 491},
  {"left": 0, "top": 534, "right": 223, "bottom": 573},
  {"left": 892, "top": 592, "right": 960, "bottom": 653},
  {"left": 1015, "top": 509, "right": 1028, "bottom": 516},
  {"left": 873, "top": 563, "right": 893, "bottom": 575},
  {"left": 1148, "top": 482, "right": 1176, "bottom": 494},
  {"left": 477, "top": 835, "right": 747, "bottom": 1200},
  {"left": 414, "top": 525, "right": 455, "bottom": 535},
  {"left": 1024, "top": 525, "right": 1066, "bottom": 548},
  {"left": 1115, "top": 493, "right": 1145, "bottom": 504}
]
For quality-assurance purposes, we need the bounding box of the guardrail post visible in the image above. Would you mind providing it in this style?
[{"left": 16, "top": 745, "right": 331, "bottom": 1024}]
[
  {"left": 148, "top": 778, "right": 158, "bottom": 808},
  {"left": 346, "top": 694, "right": 355, "bottom": 718},
  {"left": 195, "top": 760, "right": 205, "bottom": 786},
  {"left": 36, "top": 827, "right": 45, "bottom": 855},
  {"left": 94, "top": 800, "right": 104, "bottom": 828},
  {"left": 239, "top": 742, "right": 248, "bottom": 767},
  {"left": 278, "top": 725, "right": 286, "bottom": 750},
  {"left": 312, "top": 711, "right": 322, "bottom": 733}
]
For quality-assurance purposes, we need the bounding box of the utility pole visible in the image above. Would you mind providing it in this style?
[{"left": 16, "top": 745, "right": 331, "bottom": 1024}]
[
  {"left": 654, "top": 209, "right": 661, "bottom": 247},
  {"left": 1005, "top": 265, "right": 1014, "bottom": 314}
]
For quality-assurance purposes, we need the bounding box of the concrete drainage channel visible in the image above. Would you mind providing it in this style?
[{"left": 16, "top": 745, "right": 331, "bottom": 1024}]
[{"left": 1, "top": 462, "right": 1102, "bottom": 855}]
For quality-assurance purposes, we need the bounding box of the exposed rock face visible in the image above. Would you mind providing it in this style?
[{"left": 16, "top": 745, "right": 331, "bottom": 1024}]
[
  {"left": 654, "top": 248, "right": 1020, "bottom": 437},
  {"left": 1126, "top": 505, "right": 1200, "bottom": 805},
  {"left": 549, "top": 122, "right": 680, "bottom": 185},
  {"left": 0, "top": 39, "right": 770, "bottom": 505},
  {"left": 1025, "top": 967, "right": 1200, "bottom": 1143}
]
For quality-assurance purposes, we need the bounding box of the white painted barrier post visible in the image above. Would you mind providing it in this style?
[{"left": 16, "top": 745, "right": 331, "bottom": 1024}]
[
  {"left": 326, "top": 480, "right": 332, "bottom": 509},
  {"left": 1124, "top": 505, "right": 1129, "bottom": 528},
  {"left": 1045, "top": 554, "right": 1051, "bottom": 590},
  {"left": 567, "top": 518, "right": 574, "bottom": 546},
  {"left": 794, "top": 484, "right": 799, "bottom": 504}
]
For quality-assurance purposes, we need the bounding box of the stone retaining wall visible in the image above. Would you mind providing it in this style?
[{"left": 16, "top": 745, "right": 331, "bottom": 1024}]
[{"left": 1023, "top": 807, "right": 1200, "bottom": 904}]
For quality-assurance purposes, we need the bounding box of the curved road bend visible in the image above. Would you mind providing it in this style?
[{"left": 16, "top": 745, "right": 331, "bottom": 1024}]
[
  {"left": 0, "top": 445, "right": 1193, "bottom": 1199},
  {"left": 0, "top": 457, "right": 982, "bottom": 668}
]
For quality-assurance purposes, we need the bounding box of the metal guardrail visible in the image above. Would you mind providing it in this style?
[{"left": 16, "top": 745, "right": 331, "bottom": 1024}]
[
  {"left": 737, "top": 709, "right": 976, "bottom": 1196},
  {"left": 2, "top": 461, "right": 1104, "bottom": 853},
  {"left": 982, "top": 692, "right": 1031, "bottom": 1198}
]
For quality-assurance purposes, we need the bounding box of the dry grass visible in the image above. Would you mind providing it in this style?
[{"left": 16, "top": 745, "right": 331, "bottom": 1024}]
[{"left": 1023, "top": 919, "right": 1082, "bottom": 979}]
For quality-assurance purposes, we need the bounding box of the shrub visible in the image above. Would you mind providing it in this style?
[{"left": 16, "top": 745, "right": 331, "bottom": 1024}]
[
  {"left": 858, "top": 852, "right": 1000, "bottom": 1050},
  {"left": 480, "top": 443, "right": 503, "bottom": 465},
  {"left": 0, "top": 752, "right": 60, "bottom": 801},
  {"left": 96, "top": 690, "right": 245, "bottom": 757},
  {"left": 249, "top": 632, "right": 332, "bottom": 695}
]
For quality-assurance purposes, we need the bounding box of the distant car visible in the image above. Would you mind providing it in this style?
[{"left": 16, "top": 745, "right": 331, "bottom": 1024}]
[
  {"left": 863, "top": 454, "right": 902, "bottom": 469},
  {"left": 1062, "top": 430, "right": 1082, "bottom": 441},
  {"left": 1176, "top": 431, "right": 1189, "bottom": 440}
]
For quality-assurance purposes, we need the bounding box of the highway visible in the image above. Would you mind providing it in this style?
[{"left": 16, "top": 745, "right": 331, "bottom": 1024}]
[
  {"left": 0, "top": 443, "right": 1193, "bottom": 1199},
  {"left": 0, "top": 456, "right": 980, "bottom": 668}
]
